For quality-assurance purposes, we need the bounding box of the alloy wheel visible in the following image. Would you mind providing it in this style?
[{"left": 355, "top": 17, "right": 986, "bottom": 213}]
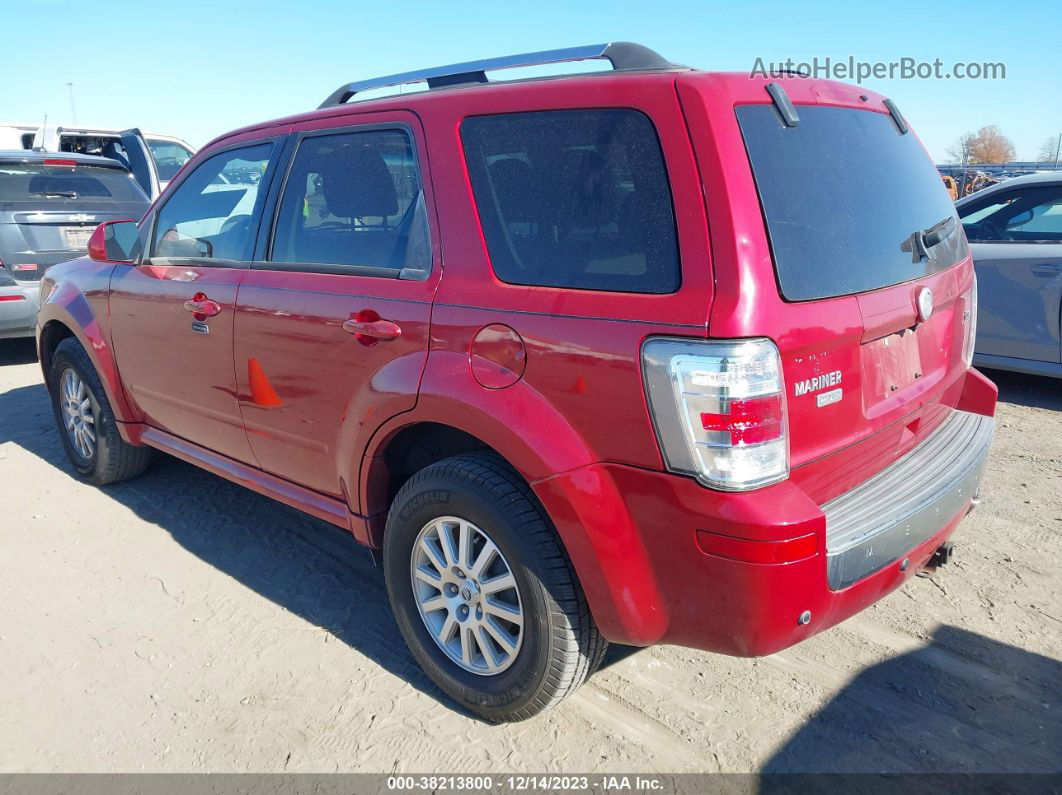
[
  {"left": 60, "top": 368, "right": 96, "bottom": 461},
  {"left": 410, "top": 516, "right": 524, "bottom": 675}
]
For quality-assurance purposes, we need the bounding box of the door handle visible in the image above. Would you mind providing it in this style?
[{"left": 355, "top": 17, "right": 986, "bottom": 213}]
[
  {"left": 183, "top": 296, "right": 222, "bottom": 317},
  {"left": 342, "top": 316, "right": 402, "bottom": 343},
  {"left": 1031, "top": 264, "right": 1060, "bottom": 277}
]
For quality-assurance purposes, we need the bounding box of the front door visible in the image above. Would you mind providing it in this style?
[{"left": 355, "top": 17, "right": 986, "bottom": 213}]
[
  {"left": 119, "top": 128, "right": 160, "bottom": 200},
  {"left": 960, "top": 183, "right": 1062, "bottom": 363},
  {"left": 233, "top": 113, "right": 438, "bottom": 503},
  {"left": 109, "top": 138, "right": 283, "bottom": 464}
]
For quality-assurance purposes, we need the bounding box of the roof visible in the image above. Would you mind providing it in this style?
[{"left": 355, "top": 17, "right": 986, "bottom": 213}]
[
  {"left": 0, "top": 150, "right": 128, "bottom": 168},
  {"left": 988, "top": 170, "right": 1062, "bottom": 188},
  {"left": 195, "top": 43, "right": 893, "bottom": 153},
  {"left": 204, "top": 68, "right": 688, "bottom": 152},
  {"left": 199, "top": 43, "right": 691, "bottom": 150},
  {"left": 955, "top": 169, "right": 1062, "bottom": 206}
]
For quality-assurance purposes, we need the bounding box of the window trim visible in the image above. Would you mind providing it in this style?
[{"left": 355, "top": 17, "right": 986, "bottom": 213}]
[
  {"left": 458, "top": 107, "right": 683, "bottom": 295},
  {"left": 959, "top": 184, "right": 1062, "bottom": 244},
  {"left": 258, "top": 122, "right": 432, "bottom": 280},
  {"left": 142, "top": 135, "right": 284, "bottom": 270}
]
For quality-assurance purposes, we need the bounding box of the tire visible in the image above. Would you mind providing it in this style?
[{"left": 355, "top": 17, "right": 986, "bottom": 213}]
[
  {"left": 48, "top": 337, "right": 152, "bottom": 486},
  {"left": 383, "top": 452, "right": 607, "bottom": 722}
]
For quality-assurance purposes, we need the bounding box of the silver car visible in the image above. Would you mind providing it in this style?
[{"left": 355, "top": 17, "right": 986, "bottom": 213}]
[
  {"left": 957, "top": 171, "right": 1062, "bottom": 378},
  {"left": 0, "top": 151, "right": 149, "bottom": 339}
]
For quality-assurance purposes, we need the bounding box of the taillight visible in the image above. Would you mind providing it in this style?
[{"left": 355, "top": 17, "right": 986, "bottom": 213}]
[
  {"left": 642, "top": 337, "right": 789, "bottom": 491},
  {"left": 962, "top": 275, "right": 978, "bottom": 368}
]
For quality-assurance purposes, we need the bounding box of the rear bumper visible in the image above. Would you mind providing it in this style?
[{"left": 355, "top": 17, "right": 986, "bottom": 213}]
[
  {"left": 532, "top": 371, "right": 997, "bottom": 656},
  {"left": 824, "top": 410, "right": 993, "bottom": 589},
  {"left": 0, "top": 280, "right": 40, "bottom": 339}
]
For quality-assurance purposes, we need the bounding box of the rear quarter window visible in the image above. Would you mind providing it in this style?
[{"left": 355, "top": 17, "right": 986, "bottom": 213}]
[
  {"left": 461, "top": 109, "right": 680, "bottom": 294},
  {"left": 738, "top": 104, "right": 966, "bottom": 301}
]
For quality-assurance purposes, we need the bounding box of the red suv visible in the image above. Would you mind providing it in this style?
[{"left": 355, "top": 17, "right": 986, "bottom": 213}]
[{"left": 36, "top": 43, "right": 997, "bottom": 722}]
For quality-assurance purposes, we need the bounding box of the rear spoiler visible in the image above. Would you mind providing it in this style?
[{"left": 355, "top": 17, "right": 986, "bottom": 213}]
[{"left": 0, "top": 155, "right": 127, "bottom": 168}]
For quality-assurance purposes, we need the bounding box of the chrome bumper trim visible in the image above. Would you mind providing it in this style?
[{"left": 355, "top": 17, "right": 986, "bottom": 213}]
[{"left": 822, "top": 410, "right": 994, "bottom": 590}]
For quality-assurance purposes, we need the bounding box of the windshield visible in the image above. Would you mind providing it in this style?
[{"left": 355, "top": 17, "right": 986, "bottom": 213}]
[
  {"left": 0, "top": 163, "right": 148, "bottom": 202},
  {"left": 737, "top": 105, "right": 966, "bottom": 301}
]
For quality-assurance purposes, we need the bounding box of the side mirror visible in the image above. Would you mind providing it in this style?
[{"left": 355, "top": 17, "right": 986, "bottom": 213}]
[
  {"left": 1008, "top": 209, "right": 1034, "bottom": 228},
  {"left": 88, "top": 220, "right": 140, "bottom": 263}
]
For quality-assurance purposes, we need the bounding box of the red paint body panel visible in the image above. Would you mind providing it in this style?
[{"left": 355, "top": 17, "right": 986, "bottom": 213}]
[
  {"left": 676, "top": 74, "right": 982, "bottom": 504},
  {"left": 234, "top": 270, "right": 433, "bottom": 502},
  {"left": 233, "top": 109, "right": 441, "bottom": 506},
  {"left": 108, "top": 263, "right": 256, "bottom": 464},
  {"left": 419, "top": 74, "right": 714, "bottom": 328},
  {"left": 534, "top": 455, "right": 972, "bottom": 653},
  {"left": 36, "top": 258, "right": 136, "bottom": 424},
  {"left": 38, "top": 67, "right": 1000, "bottom": 663}
]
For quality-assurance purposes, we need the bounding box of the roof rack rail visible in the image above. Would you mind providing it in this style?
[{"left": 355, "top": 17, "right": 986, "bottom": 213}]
[{"left": 317, "top": 42, "right": 675, "bottom": 109}]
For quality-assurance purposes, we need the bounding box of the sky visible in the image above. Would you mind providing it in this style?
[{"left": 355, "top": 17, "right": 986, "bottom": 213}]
[{"left": 3, "top": 0, "right": 1060, "bottom": 162}]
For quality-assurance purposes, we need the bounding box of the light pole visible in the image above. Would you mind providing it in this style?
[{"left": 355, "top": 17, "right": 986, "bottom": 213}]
[{"left": 67, "top": 82, "right": 76, "bottom": 125}]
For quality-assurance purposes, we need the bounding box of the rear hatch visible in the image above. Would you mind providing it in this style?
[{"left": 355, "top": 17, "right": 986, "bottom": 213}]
[
  {"left": 679, "top": 75, "right": 977, "bottom": 503},
  {"left": 0, "top": 159, "right": 149, "bottom": 280}
]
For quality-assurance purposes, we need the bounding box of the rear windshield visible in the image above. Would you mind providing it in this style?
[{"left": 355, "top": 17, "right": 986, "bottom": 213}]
[
  {"left": 0, "top": 163, "right": 147, "bottom": 203},
  {"left": 737, "top": 105, "right": 965, "bottom": 301}
]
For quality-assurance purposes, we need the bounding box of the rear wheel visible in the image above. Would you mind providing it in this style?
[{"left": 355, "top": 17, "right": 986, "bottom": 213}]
[
  {"left": 383, "top": 453, "right": 607, "bottom": 722},
  {"left": 48, "top": 337, "right": 152, "bottom": 485}
]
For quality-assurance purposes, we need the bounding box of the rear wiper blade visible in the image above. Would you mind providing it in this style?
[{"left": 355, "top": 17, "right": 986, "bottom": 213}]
[
  {"left": 30, "top": 190, "right": 78, "bottom": 198},
  {"left": 902, "top": 216, "right": 957, "bottom": 262}
]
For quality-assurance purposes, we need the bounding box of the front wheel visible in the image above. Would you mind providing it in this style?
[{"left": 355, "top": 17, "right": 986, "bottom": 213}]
[
  {"left": 48, "top": 337, "right": 152, "bottom": 485},
  {"left": 383, "top": 453, "right": 606, "bottom": 722}
]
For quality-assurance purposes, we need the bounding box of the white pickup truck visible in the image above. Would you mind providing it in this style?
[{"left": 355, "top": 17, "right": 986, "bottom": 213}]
[{"left": 0, "top": 123, "right": 195, "bottom": 195}]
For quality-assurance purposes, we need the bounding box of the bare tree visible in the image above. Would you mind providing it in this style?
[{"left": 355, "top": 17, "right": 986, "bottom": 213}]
[
  {"left": 946, "top": 132, "right": 976, "bottom": 165},
  {"left": 1037, "top": 135, "right": 1061, "bottom": 164}
]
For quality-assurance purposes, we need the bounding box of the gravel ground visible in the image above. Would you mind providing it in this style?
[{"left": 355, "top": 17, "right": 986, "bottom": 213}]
[{"left": 0, "top": 336, "right": 1058, "bottom": 774}]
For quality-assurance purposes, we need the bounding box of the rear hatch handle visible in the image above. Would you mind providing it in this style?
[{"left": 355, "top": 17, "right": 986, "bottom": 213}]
[{"left": 902, "top": 215, "right": 957, "bottom": 263}]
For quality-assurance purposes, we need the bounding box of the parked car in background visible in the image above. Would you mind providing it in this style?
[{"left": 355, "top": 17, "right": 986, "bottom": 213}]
[
  {"left": 0, "top": 123, "right": 195, "bottom": 194},
  {"left": 0, "top": 151, "right": 149, "bottom": 340},
  {"left": 957, "top": 171, "right": 1062, "bottom": 377},
  {"left": 36, "top": 43, "right": 996, "bottom": 722}
]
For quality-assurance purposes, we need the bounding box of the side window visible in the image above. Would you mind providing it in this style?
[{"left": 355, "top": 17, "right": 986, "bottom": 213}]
[
  {"left": 460, "top": 109, "right": 680, "bottom": 293},
  {"left": 960, "top": 186, "right": 1062, "bottom": 242},
  {"left": 151, "top": 143, "right": 273, "bottom": 262},
  {"left": 146, "top": 139, "right": 194, "bottom": 182},
  {"left": 270, "top": 128, "right": 429, "bottom": 273},
  {"left": 1010, "top": 192, "right": 1062, "bottom": 239}
]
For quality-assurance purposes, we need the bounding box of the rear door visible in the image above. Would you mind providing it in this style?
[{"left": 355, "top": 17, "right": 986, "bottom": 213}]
[
  {"left": 109, "top": 136, "right": 284, "bottom": 464},
  {"left": 958, "top": 183, "right": 1062, "bottom": 363},
  {"left": 233, "top": 112, "right": 438, "bottom": 501}
]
